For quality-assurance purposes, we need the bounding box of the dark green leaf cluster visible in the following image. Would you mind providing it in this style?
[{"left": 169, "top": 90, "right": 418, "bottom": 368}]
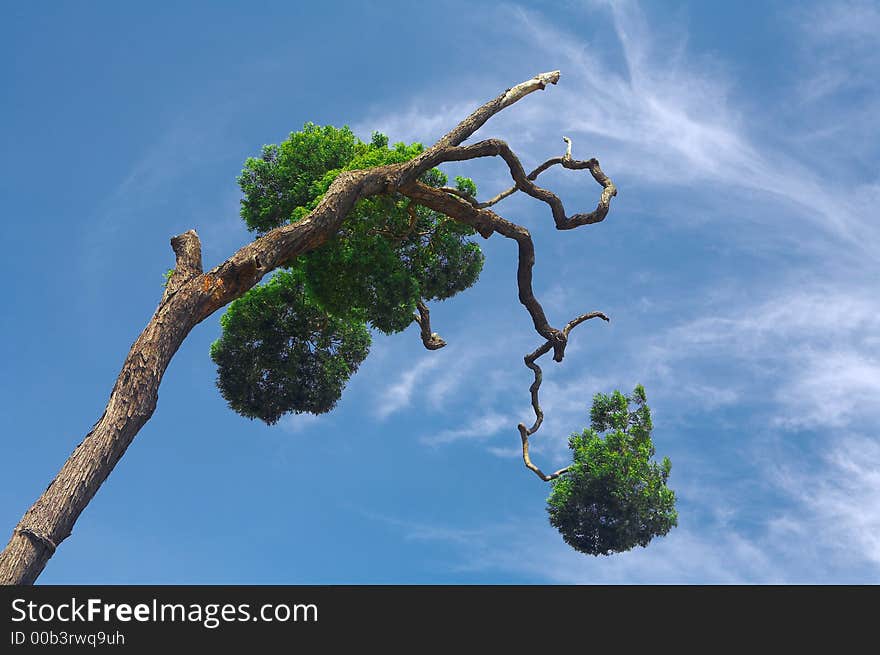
[
  {"left": 301, "top": 190, "right": 483, "bottom": 333},
  {"left": 209, "top": 269, "right": 371, "bottom": 425},
  {"left": 215, "top": 124, "right": 484, "bottom": 424},
  {"left": 547, "top": 385, "right": 677, "bottom": 555}
]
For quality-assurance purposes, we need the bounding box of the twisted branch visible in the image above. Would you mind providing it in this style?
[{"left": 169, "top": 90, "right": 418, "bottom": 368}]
[
  {"left": 401, "top": 130, "right": 617, "bottom": 364},
  {"left": 440, "top": 137, "right": 617, "bottom": 229},
  {"left": 399, "top": 181, "right": 570, "bottom": 360},
  {"left": 479, "top": 143, "right": 570, "bottom": 208},
  {"left": 517, "top": 312, "right": 609, "bottom": 481},
  {"left": 413, "top": 300, "right": 447, "bottom": 350}
]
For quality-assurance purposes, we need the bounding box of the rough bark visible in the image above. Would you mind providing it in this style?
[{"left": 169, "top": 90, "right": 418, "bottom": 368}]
[
  {"left": 413, "top": 300, "right": 447, "bottom": 350},
  {"left": 518, "top": 312, "right": 610, "bottom": 481},
  {"left": 0, "top": 70, "right": 615, "bottom": 584}
]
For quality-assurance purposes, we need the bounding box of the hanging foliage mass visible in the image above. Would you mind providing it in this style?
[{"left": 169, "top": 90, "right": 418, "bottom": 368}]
[
  {"left": 547, "top": 385, "right": 678, "bottom": 555},
  {"left": 212, "top": 124, "right": 483, "bottom": 423},
  {"left": 209, "top": 268, "right": 371, "bottom": 424}
]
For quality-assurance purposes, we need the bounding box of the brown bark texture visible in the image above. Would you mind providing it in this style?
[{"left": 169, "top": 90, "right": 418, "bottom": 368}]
[{"left": 0, "top": 70, "right": 615, "bottom": 584}]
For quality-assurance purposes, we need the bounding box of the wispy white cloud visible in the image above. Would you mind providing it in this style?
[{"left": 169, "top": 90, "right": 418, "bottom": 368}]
[
  {"left": 802, "top": 0, "right": 880, "bottom": 41},
  {"left": 423, "top": 353, "right": 483, "bottom": 411},
  {"left": 279, "top": 412, "right": 321, "bottom": 434},
  {"left": 368, "top": 326, "right": 536, "bottom": 422},
  {"left": 647, "top": 285, "right": 880, "bottom": 431},
  {"left": 377, "top": 511, "right": 783, "bottom": 583},
  {"left": 80, "top": 98, "right": 250, "bottom": 299},
  {"left": 510, "top": 2, "right": 880, "bottom": 257},
  {"left": 368, "top": 237, "right": 880, "bottom": 581},
  {"left": 794, "top": 0, "right": 880, "bottom": 100},
  {"left": 768, "top": 433, "right": 880, "bottom": 571},
  {"left": 374, "top": 356, "right": 444, "bottom": 419},
  {"left": 775, "top": 351, "right": 880, "bottom": 430},
  {"left": 485, "top": 445, "right": 522, "bottom": 459},
  {"left": 352, "top": 100, "right": 479, "bottom": 147},
  {"left": 420, "top": 411, "right": 509, "bottom": 446}
]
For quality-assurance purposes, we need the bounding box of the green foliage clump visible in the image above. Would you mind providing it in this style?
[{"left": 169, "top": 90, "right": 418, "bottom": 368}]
[
  {"left": 547, "top": 385, "right": 677, "bottom": 555},
  {"left": 238, "top": 123, "right": 359, "bottom": 234},
  {"left": 301, "top": 186, "right": 483, "bottom": 333},
  {"left": 209, "top": 269, "right": 371, "bottom": 425},
  {"left": 214, "top": 124, "right": 484, "bottom": 424}
]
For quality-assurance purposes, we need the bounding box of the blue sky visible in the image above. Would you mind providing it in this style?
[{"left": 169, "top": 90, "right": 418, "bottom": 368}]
[{"left": 1, "top": 0, "right": 878, "bottom": 583}]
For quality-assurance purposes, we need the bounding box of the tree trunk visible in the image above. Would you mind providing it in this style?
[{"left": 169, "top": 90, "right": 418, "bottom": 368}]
[
  {"left": 0, "top": 167, "right": 383, "bottom": 584},
  {"left": 0, "top": 260, "right": 201, "bottom": 583}
]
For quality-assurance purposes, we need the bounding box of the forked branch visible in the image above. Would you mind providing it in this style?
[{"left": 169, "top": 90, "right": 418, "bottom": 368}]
[
  {"left": 402, "top": 131, "right": 617, "bottom": 482},
  {"left": 440, "top": 137, "right": 617, "bottom": 229},
  {"left": 399, "top": 181, "right": 568, "bottom": 359}
]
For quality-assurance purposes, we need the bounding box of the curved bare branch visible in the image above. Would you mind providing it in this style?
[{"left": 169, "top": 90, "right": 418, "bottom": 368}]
[
  {"left": 517, "top": 312, "right": 610, "bottom": 482},
  {"left": 398, "top": 181, "right": 571, "bottom": 362},
  {"left": 478, "top": 136, "right": 583, "bottom": 208},
  {"left": 413, "top": 300, "right": 447, "bottom": 350},
  {"left": 519, "top": 423, "right": 571, "bottom": 482},
  {"left": 395, "top": 71, "right": 561, "bottom": 187},
  {"left": 440, "top": 137, "right": 617, "bottom": 229},
  {"left": 431, "top": 71, "right": 560, "bottom": 151}
]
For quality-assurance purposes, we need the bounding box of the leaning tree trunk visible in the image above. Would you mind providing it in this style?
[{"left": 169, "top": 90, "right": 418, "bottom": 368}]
[
  {"left": 0, "top": 71, "right": 612, "bottom": 584},
  {"left": 0, "top": 233, "right": 208, "bottom": 584},
  {"left": 0, "top": 168, "right": 386, "bottom": 584}
]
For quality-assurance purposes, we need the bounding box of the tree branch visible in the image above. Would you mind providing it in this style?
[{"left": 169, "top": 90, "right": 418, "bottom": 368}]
[
  {"left": 412, "top": 300, "right": 447, "bottom": 350},
  {"left": 441, "top": 137, "right": 617, "bottom": 229},
  {"left": 435, "top": 70, "right": 560, "bottom": 150},
  {"left": 438, "top": 186, "right": 479, "bottom": 206},
  {"left": 170, "top": 229, "right": 203, "bottom": 277},
  {"left": 519, "top": 424, "right": 571, "bottom": 482},
  {"left": 396, "top": 71, "right": 561, "bottom": 186},
  {"left": 162, "top": 230, "right": 203, "bottom": 299},
  {"left": 517, "top": 312, "right": 610, "bottom": 482},
  {"left": 398, "top": 181, "right": 571, "bottom": 361},
  {"left": 478, "top": 136, "right": 597, "bottom": 209}
]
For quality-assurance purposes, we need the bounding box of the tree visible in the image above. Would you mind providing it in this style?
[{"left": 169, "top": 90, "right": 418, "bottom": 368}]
[
  {"left": 0, "top": 72, "right": 675, "bottom": 585},
  {"left": 548, "top": 386, "right": 677, "bottom": 555}
]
